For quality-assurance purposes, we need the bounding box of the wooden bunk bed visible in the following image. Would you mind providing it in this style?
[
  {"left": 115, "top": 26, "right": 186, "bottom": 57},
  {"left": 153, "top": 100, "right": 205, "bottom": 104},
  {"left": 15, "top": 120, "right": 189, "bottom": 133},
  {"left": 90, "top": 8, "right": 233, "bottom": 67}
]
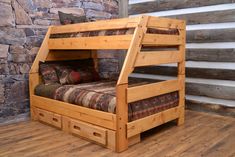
[{"left": 29, "top": 15, "right": 186, "bottom": 152}]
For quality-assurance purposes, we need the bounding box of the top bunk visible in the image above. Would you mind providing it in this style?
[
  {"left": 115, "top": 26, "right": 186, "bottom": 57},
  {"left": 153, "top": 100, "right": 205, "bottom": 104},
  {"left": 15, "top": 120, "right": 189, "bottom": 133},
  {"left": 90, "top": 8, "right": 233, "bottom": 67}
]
[
  {"left": 48, "top": 16, "right": 186, "bottom": 50},
  {"left": 30, "top": 15, "right": 186, "bottom": 85}
]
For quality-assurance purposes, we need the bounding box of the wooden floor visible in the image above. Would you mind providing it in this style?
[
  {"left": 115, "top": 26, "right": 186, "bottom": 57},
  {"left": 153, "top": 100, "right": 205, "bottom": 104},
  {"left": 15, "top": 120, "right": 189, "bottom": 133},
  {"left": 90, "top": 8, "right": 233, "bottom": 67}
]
[{"left": 0, "top": 110, "right": 235, "bottom": 157}]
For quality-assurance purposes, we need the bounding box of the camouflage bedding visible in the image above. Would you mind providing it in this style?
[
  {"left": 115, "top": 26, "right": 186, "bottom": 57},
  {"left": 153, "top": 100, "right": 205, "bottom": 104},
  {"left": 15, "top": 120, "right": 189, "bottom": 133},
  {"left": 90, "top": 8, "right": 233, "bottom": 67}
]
[
  {"left": 50, "top": 28, "right": 179, "bottom": 39},
  {"left": 35, "top": 80, "right": 179, "bottom": 122}
]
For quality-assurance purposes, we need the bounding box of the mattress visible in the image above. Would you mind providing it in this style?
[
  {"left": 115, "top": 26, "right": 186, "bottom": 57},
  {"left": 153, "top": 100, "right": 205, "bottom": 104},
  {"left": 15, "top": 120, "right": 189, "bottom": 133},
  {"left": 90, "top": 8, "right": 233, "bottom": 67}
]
[{"left": 35, "top": 80, "right": 179, "bottom": 122}]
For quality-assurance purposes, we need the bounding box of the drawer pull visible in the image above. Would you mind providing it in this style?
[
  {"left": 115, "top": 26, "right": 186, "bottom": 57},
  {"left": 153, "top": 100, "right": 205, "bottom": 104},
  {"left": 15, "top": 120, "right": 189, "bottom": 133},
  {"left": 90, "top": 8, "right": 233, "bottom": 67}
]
[
  {"left": 52, "top": 118, "right": 58, "bottom": 122},
  {"left": 74, "top": 125, "right": 81, "bottom": 130},
  {"left": 39, "top": 113, "right": 44, "bottom": 117},
  {"left": 93, "top": 132, "right": 102, "bottom": 137}
]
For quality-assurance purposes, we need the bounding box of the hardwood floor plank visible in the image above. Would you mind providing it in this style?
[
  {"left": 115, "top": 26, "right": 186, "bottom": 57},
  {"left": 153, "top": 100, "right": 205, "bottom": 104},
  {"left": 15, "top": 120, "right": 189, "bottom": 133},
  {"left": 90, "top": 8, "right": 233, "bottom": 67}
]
[{"left": 0, "top": 111, "right": 235, "bottom": 157}]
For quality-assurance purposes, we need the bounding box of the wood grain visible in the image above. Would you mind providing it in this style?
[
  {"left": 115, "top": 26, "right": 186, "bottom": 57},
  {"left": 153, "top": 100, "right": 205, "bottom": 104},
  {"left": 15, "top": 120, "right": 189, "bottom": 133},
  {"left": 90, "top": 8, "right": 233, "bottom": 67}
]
[
  {"left": 187, "top": 49, "right": 235, "bottom": 62},
  {"left": 50, "top": 17, "right": 139, "bottom": 34},
  {"left": 135, "top": 51, "right": 182, "bottom": 67},
  {"left": 48, "top": 35, "right": 133, "bottom": 50},
  {"left": 187, "top": 28, "right": 235, "bottom": 43},
  {"left": 129, "top": 0, "right": 235, "bottom": 15},
  {"left": 127, "top": 79, "right": 180, "bottom": 103},
  {"left": 1, "top": 111, "right": 235, "bottom": 156},
  {"left": 167, "top": 9, "right": 235, "bottom": 24},
  {"left": 135, "top": 66, "right": 235, "bottom": 81}
]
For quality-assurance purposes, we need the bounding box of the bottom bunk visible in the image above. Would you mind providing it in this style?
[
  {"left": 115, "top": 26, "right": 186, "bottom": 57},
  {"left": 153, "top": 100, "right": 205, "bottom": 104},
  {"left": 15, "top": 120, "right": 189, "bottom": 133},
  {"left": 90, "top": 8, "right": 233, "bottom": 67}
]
[
  {"left": 34, "top": 80, "right": 179, "bottom": 122},
  {"left": 31, "top": 79, "right": 180, "bottom": 151}
]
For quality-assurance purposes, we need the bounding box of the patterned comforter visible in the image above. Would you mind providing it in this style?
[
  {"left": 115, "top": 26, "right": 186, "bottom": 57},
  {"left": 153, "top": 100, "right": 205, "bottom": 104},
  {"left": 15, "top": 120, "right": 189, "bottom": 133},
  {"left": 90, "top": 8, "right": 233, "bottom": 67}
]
[{"left": 35, "top": 80, "right": 179, "bottom": 122}]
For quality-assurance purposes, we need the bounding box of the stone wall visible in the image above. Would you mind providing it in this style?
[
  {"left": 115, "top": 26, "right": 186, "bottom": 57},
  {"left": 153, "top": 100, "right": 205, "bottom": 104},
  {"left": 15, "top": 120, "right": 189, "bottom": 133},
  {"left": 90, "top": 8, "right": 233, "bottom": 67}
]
[{"left": 0, "top": 0, "right": 120, "bottom": 124}]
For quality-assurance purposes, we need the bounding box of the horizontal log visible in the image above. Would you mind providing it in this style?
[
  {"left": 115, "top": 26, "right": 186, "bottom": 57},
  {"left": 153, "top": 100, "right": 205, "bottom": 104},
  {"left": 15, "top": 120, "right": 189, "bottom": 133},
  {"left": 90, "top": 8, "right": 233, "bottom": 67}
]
[
  {"left": 134, "top": 64, "right": 235, "bottom": 81},
  {"left": 142, "top": 34, "right": 183, "bottom": 46},
  {"left": 186, "top": 95, "right": 235, "bottom": 118},
  {"left": 51, "top": 17, "right": 139, "bottom": 34},
  {"left": 167, "top": 9, "right": 235, "bottom": 25},
  {"left": 187, "top": 28, "right": 235, "bottom": 43},
  {"left": 127, "top": 79, "right": 180, "bottom": 103},
  {"left": 135, "top": 51, "right": 182, "bottom": 67},
  {"left": 48, "top": 35, "right": 132, "bottom": 50},
  {"left": 186, "top": 81, "right": 235, "bottom": 101},
  {"left": 129, "top": 0, "right": 235, "bottom": 15},
  {"left": 187, "top": 49, "right": 235, "bottom": 62}
]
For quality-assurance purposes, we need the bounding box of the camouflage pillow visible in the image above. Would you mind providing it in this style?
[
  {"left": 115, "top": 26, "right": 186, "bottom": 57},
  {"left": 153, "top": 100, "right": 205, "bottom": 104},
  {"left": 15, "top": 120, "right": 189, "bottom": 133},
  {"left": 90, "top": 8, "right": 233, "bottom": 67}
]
[
  {"left": 58, "top": 11, "right": 86, "bottom": 25},
  {"left": 55, "top": 65, "right": 81, "bottom": 85},
  {"left": 77, "top": 68, "right": 100, "bottom": 83},
  {"left": 39, "top": 63, "right": 59, "bottom": 85},
  {"left": 55, "top": 65, "right": 100, "bottom": 85}
]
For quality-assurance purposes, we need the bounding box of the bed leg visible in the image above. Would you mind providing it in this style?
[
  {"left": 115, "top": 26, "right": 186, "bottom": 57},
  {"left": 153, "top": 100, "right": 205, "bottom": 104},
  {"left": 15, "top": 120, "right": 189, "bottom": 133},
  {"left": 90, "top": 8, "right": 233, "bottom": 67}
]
[
  {"left": 30, "top": 106, "right": 38, "bottom": 121},
  {"left": 177, "top": 109, "right": 185, "bottom": 126},
  {"left": 129, "top": 134, "right": 141, "bottom": 146},
  {"left": 116, "top": 84, "right": 128, "bottom": 152},
  {"left": 177, "top": 112, "right": 184, "bottom": 126},
  {"left": 62, "top": 116, "right": 70, "bottom": 133}
]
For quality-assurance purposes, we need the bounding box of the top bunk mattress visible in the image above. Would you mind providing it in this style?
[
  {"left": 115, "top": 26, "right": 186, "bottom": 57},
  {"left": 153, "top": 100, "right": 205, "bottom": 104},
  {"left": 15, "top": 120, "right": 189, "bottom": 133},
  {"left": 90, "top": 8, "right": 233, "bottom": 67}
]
[{"left": 35, "top": 80, "right": 179, "bottom": 122}]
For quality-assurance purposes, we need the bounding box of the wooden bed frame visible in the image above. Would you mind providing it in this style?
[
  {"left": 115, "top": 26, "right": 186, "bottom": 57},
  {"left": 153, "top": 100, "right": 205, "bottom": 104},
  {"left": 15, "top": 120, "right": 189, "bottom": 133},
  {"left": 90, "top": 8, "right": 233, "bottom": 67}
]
[{"left": 29, "top": 15, "right": 186, "bottom": 152}]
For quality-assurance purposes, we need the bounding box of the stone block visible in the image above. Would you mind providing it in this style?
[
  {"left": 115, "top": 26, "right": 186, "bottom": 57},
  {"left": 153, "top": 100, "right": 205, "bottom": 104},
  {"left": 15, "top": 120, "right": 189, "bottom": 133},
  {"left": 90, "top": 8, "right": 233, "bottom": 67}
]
[
  {"left": 32, "top": 0, "right": 52, "bottom": 9},
  {"left": 5, "top": 80, "right": 29, "bottom": 103},
  {"left": 86, "top": 9, "right": 112, "bottom": 20},
  {"left": 0, "top": 44, "right": 9, "bottom": 58},
  {"left": 0, "top": 84, "right": 4, "bottom": 103},
  {"left": 19, "top": 64, "right": 30, "bottom": 74},
  {"left": 50, "top": 7, "right": 85, "bottom": 16},
  {"left": 0, "top": 64, "right": 8, "bottom": 74},
  {"left": 52, "top": 0, "right": 81, "bottom": 8},
  {"left": 10, "top": 45, "right": 26, "bottom": 54},
  {"left": 17, "top": 0, "right": 36, "bottom": 13},
  {"left": 98, "top": 58, "right": 119, "bottom": 72},
  {"left": 0, "top": 2, "right": 15, "bottom": 26},
  {"left": 8, "top": 53, "right": 29, "bottom": 63},
  {"left": 83, "top": 2, "right": 105, "bottom": 11},
  {"left": 34, "top": 19, "right": 51, "bottom": 26},
  {"left": 0, "top": 28, "right": 26, "bottom": 45},
  {"left": 12, "top": 0, "right": 33, "bottom": 25}
]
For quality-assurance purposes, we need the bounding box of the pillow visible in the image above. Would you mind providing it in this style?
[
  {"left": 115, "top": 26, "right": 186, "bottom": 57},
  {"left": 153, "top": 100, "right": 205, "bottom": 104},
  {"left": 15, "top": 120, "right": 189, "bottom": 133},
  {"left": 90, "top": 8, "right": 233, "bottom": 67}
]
[
  {"left": 77, "top": 68, "right": 100, "bottom": 83},
  {"left": 39, "top": 63, "right": 59, "bottom": 85},
  {"left": 55, "top": 65, "right": 81, "bottom": 85},
  {"left": 55, "top": 65, "right": 100, "bottom": 85},
  {"left": 58, "top": 11, "right": 86, "bottom": 25}
]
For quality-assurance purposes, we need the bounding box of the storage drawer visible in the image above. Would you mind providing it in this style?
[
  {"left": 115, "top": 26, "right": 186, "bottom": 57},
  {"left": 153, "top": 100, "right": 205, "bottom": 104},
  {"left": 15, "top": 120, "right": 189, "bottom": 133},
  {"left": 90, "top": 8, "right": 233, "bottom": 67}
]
[
  {"left": 70, "top": 119, "right": 107, "bottom": 145},
  {"left": 36, "top": 108, "right": 62, "bottom": 129}
]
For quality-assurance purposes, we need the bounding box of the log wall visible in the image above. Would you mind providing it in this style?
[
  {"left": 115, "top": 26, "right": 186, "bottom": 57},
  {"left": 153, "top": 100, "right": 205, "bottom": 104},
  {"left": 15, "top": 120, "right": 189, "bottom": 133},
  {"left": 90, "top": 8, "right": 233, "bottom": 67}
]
[{"left": 129, "top": 0, "right": 235, "bottom": 115}]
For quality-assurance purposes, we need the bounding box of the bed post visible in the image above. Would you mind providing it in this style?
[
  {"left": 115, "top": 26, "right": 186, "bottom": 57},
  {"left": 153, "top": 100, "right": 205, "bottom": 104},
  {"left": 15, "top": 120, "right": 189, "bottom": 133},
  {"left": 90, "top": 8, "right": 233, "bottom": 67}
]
[
  {"left": 116, "top": 16, "right": 149, "bottom": 152},
  {"left": 116, "top": 84, "right": 128, "bottom": 152},
  {"left": 177, "top": 23, "right": 186, "bottom": 125},
  {"left": 29, "top": 26, "right": 52, "bottom": 120}
]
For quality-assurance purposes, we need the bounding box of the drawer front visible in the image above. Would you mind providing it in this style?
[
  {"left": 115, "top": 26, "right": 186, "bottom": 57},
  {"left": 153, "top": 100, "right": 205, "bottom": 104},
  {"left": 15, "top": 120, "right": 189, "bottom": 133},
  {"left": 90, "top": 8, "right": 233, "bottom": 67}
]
[
  {"left": 36, "top": 108, "right": 62, "bottom": 129},
  {"left": 51, "top": 113, "right": 62, "bottom": 128},
  {"left": 37, "top": 108, "right": 53, "bottom": 124},
  {"left": 70, "top": 119, "right": 107, "bottom": 145}
]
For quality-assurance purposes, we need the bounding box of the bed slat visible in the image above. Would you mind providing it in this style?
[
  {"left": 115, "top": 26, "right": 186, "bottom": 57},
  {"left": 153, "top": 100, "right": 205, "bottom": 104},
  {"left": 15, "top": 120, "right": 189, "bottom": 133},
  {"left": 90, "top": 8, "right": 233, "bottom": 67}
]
[
  {"left": 127, "top": 106, "right": 180, "bottom": 138},
  {"left": 135, "top": 51, "right": 182, "bottom": 67},
  {"left": 50, "top": 17, "right": 139, "bottom": 34},
  {"left": 142, "top": 34, "right": 183, "bottom": 46},
  {"left": 48, "top": 35, "right": 133, "bottom": 50},
  {"left": 127, "top": 79, "right": 180, "bottom": 103},
  {"left": 46, "top": 50, "right": 92, "bottom": 61},
  {"left": 147, "top": 16, "right": 185, "bottom": 29}
]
